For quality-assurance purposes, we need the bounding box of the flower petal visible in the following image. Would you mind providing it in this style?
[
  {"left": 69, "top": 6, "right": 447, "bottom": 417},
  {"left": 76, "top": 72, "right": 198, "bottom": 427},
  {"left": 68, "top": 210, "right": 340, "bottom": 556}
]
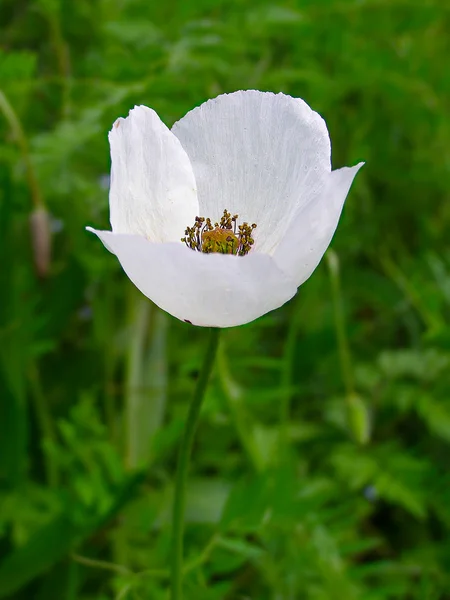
[
  {"left": 87, "top": 228, "right": 298, "bottom": 328},
  {"left": 172, "top": 91, "right": 331, "bottom": 254},
  {"left": 273, "top": 163, "right": 364, "bottom": 286},
  {"left": 109, "top": 105, "right": 199, "bottom": 242}
]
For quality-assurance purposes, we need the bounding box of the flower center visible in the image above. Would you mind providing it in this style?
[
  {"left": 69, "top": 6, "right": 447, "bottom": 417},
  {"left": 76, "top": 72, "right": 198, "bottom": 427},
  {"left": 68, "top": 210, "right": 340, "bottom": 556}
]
[{"left": 181, "top": 209, "right": 257, "bottom": 256}]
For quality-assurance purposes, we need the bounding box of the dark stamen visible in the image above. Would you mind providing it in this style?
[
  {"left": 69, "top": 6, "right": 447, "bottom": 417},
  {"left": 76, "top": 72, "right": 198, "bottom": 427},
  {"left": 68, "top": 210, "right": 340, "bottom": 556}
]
[{"left": 181, "top": 209, "right": 256, "bottom": 256}]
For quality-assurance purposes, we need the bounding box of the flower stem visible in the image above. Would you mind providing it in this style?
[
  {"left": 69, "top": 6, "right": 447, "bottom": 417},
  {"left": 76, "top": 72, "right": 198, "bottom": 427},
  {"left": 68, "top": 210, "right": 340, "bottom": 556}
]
[
  {"left": 326, "top": 250, "right": 354, "bottom": 396},
  {"left": 170, "top": 327, "right": 220, "bottom": 600},
  {"left": 0, "top": 89, "right": 43, "bottom": 210},
  {"left": 326, "top": 250, "right": 370, "bottom": 444},
  {"left": 217, "top": 343, "right": 264, "bottom": 472},
  {"left": 28, "top": 361, "right": 59, "bottom": 488},
  {"left": 278, "top": 309, "right": 300, "bottom": 457}
]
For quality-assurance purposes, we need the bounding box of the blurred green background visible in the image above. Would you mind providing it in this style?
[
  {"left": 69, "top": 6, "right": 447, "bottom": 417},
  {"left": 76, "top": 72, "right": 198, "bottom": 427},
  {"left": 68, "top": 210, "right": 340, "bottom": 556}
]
[{"left": 1, "top": 0, "right": 450, "bottom": 598}]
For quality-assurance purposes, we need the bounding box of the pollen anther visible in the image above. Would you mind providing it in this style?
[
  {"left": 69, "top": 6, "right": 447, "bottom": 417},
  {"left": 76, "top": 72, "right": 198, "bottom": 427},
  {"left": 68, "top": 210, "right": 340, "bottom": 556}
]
[{"left": 181, "top": 209, "right": 257, "bottom": 256}]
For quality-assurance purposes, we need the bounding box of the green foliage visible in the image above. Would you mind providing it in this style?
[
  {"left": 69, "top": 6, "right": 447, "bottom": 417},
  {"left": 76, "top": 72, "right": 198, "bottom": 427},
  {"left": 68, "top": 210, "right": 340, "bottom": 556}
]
[{"left": 1, "top": 0, "right": 450, "bottom": 598}]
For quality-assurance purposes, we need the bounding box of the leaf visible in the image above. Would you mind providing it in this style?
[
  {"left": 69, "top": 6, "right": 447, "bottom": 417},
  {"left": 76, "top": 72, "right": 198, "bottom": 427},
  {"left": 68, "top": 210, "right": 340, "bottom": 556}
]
[
  {"left": 0, "top": 514, "right": 78, "bottom": 599},
  {"left": 0, "top": 470, "right": 144, "bottom": 597},
  {"left": 216, "top": 536, "right": 265, "bottom": 560},
  {"left": 0, "top": 51, "right": 37, "bottom": 83}
]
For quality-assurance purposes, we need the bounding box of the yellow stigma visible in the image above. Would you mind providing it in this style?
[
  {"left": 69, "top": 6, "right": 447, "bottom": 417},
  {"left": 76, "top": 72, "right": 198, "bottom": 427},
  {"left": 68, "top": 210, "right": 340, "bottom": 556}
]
[
  {"left": 181, "top": 209, "right": 257, "bottom": 256},
  {"left": 201, "top": 227, "right": 238, "bottom": 254}
]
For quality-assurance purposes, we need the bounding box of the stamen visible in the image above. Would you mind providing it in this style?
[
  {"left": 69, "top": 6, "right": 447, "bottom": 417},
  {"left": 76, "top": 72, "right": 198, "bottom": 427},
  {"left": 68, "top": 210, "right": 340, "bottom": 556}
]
[{"left": 181, "top": 209, "right": 257, "bottom": 256}]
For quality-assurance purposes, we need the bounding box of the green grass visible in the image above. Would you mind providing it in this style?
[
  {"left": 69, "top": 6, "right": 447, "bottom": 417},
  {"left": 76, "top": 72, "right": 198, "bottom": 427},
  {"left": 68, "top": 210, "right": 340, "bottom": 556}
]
[{"left": 1, "top": 0, "right": 450, "bottom": 598}]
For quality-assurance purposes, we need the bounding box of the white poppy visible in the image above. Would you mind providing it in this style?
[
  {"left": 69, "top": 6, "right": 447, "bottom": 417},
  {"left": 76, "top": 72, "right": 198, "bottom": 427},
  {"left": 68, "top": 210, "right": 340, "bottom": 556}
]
[{"left": 87, "top": 91, "right": 363, "bottom": 328}]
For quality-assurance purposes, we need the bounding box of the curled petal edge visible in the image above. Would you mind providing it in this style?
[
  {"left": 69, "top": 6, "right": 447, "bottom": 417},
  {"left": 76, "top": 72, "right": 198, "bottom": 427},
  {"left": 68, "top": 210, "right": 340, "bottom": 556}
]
[{"left": 273, "top": 163, "right": 364, "bottom": 286}]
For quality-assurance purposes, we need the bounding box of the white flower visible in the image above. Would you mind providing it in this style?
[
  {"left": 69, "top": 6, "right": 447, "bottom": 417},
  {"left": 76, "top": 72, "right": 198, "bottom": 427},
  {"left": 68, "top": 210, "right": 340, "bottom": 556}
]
[{"left": 87, "top": 91, "right": 363, "bottom": 328}]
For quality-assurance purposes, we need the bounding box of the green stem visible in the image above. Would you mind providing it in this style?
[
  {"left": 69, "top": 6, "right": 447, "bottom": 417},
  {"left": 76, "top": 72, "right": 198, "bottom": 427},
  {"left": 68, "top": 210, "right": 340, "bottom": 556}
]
[
  {"left": 326, "top": 250, "right": 354, "bottom": 397},
  {"left": 0, "top": 89, "right": 43, "bottom": 209},
  {"left": 278, "top": 308, "right": 300, "bottom": 456},
  {"left": 0, "top": 89, "right": 50, "bottom": 276},
  {"left": 28, "top": 361, "right": 59, "bottom": 487},
  {"left": 380, "top": 253, "right": 441, "bottom": 332},
  {"left": 217, "top": 343, "right": 264, "bottom": 472},
  {"left": 125, "top": 293, "right": 151, "bottom": 470},
  {"left": 327, "top": 250, "right": 370, "bottom": 444},
  {"left": 71, "top": 554, "right": 131, "bottom": 576},
  {"left": 41, "top": 4, "right": 72, "bottom": 118},
  {"left": 170, "top": 327, "right": 220, "bottom": 600}
]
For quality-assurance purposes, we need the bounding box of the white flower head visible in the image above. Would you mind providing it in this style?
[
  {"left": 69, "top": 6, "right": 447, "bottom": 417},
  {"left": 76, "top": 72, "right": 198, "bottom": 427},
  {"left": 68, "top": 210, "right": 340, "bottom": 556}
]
[{"left": 88, "top": 91, "right": 363, "bottom": 327}]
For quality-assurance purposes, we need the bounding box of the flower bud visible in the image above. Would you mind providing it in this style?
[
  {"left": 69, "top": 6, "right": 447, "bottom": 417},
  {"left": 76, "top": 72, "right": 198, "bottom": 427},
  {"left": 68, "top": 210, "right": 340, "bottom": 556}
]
[
  {"left": 347, "top": 393, "right": 371, "bottom": 445},
  {"left": 29, "top": 206, "right": 51, "bottom": 278}
]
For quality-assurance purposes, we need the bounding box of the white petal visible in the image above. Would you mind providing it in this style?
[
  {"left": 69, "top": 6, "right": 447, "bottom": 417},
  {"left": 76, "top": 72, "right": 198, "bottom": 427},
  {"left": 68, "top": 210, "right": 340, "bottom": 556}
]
[
  {"left": 273, "top": 163, "right": 364, "bottom": 286},
  {"left": 87, "top": 228, "right": 297, "bottom": 328},
  {"left": 109, "top": 105, "right": 199, "bottom": 242},
  {"left": 172, "top": 91, "right": 331, "bottom": 254}
]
